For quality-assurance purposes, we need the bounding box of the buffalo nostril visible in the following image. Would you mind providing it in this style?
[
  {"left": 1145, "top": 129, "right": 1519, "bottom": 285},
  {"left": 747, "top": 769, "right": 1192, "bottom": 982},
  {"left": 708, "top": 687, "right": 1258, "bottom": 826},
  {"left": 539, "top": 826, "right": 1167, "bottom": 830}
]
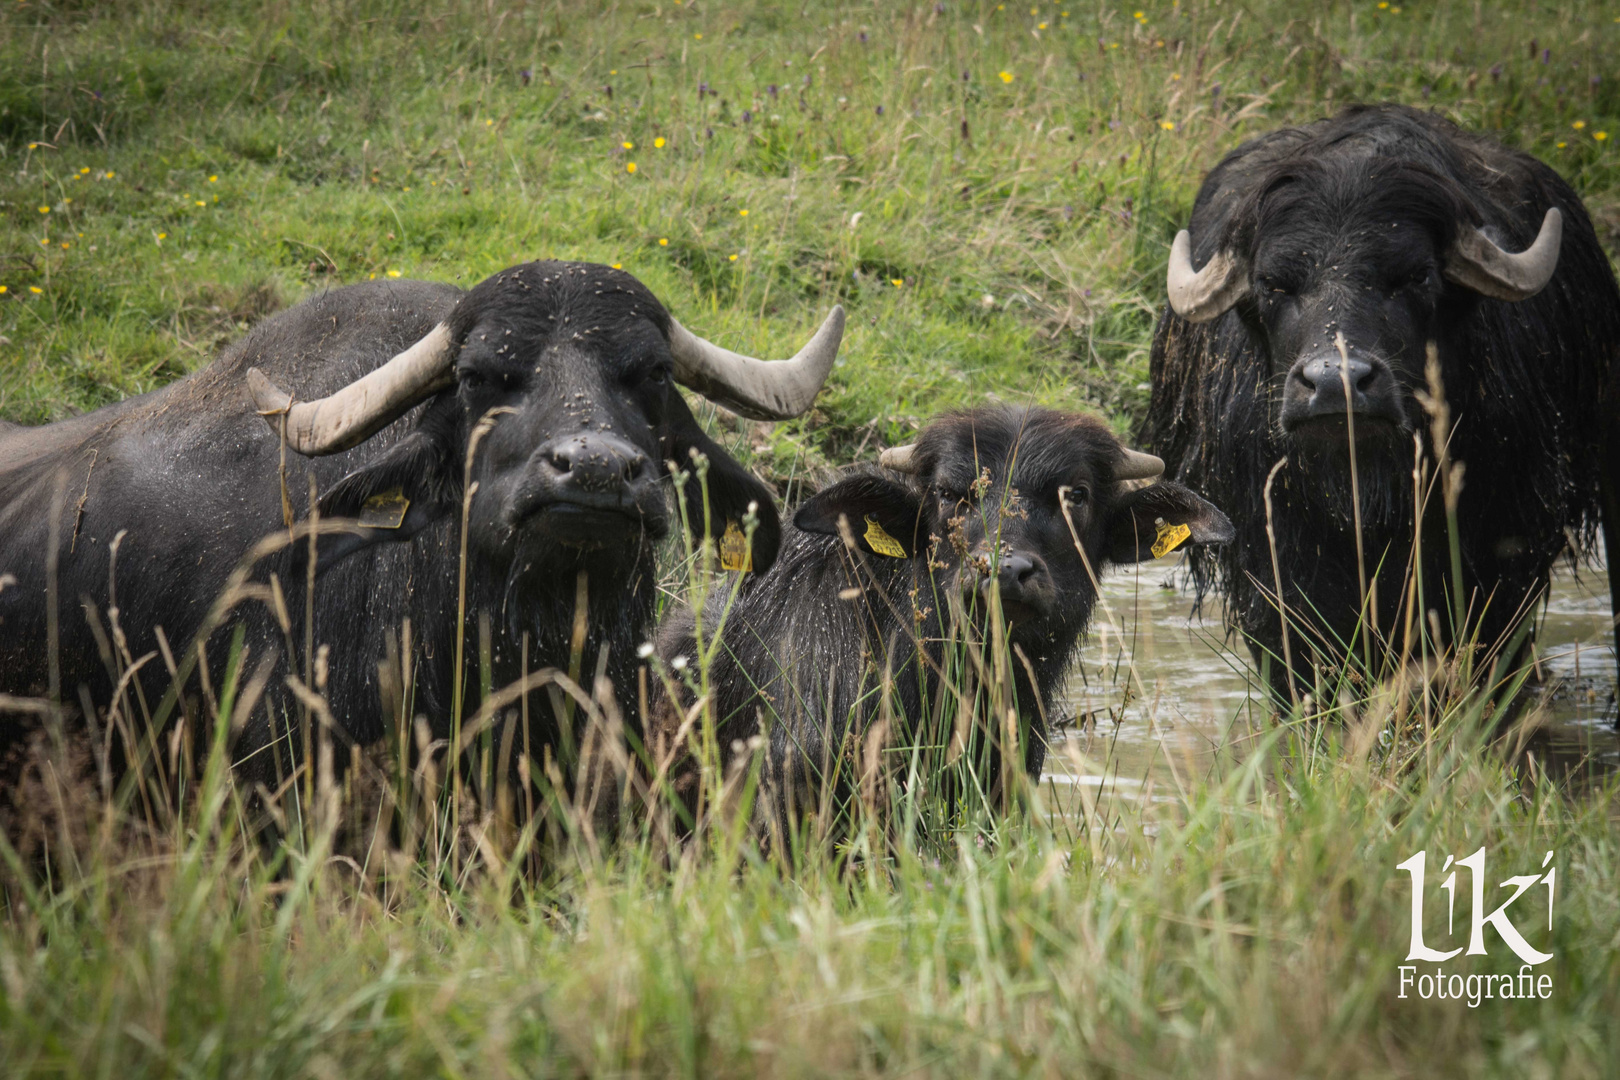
[
  {"left": 1356, "top": 368, "right": 1382, "bottom": 393},
  {"left": 998, "top": 554, "right": 1038, "bottom": 591}
]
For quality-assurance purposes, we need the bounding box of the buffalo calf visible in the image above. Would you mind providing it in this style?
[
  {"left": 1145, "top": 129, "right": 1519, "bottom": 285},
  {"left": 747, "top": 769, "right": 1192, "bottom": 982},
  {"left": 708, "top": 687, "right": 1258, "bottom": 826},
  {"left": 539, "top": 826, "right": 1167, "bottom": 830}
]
[{"left": 651, "top": 406, "right": 1232, "bottom": 835}]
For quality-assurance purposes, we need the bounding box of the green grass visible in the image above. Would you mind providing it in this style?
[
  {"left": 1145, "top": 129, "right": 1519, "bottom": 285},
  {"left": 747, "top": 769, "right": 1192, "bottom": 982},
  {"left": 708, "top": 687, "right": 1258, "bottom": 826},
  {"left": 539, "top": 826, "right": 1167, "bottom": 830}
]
[{"left": 3, "top": 1, "right": 1620, "bottom": 1076}]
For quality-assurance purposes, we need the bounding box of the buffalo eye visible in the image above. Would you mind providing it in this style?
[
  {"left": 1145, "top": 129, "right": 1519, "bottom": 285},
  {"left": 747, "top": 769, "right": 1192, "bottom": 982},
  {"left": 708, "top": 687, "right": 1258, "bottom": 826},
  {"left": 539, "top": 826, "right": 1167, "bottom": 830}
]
[
  {"left": 1383, "top": 263, "right": 1437, "bottom": 298},
  {"left": 1256, "top": 274, "right": 1295, "bottom": 296},
  {"left": 640, "top": 362, "right": 672, "bottom": 388},
  {"left": 456, "top": 365, "right": 488, "bottom": 391}
]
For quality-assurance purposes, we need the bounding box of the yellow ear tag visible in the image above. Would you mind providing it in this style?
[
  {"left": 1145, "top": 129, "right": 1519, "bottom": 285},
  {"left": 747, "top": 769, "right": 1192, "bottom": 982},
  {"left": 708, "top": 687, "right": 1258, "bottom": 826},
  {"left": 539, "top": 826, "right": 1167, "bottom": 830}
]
[
  {"left": 863, "top": 515, "right": 908, "bottom": 558},
  {"left": 357, "top": 488, "right": 410, "bottom": 529},
  {"left": 1151, "top": 520, "right": 1192, "bottom": 559},
  {"left": 719, "top": 520, "right": 752, "bottom": 572}
]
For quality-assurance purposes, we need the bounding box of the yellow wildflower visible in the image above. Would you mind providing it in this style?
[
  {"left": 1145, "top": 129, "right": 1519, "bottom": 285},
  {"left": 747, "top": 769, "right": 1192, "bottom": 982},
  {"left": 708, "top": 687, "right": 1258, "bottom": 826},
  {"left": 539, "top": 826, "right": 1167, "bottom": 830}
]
[
  {"left": 659, "top": 238, "right": 669, "bottom": 246},
  {"left": 611, "top": 263, "right": 622, "bottom": 269},
  {"left": 1597, "top": 132, "right": 1610, "bottom": 142},
  {"left": 386, "top": 270, "right": 401, "bottom": 278},
  {"left": 654, "top": 137, "right": 666, "bottom": 148},
  {"left": 729, "top": 253, "right": 739, "bottom": 261},
  {"left": 891, "top": 278, "right": 903, "bottom": 287},
  {"left": 999, "top": 71, "right": 1014, "bottom": 83},
  {"left": 29, "top": 286, "right": 43, "bottom": 294},
  {"left": 626, "top": 162, "right": 637, "bottom": 173},
  {"left": 1160, "top": 120, "right": 1176, "bottom": 130},
  {"left": 37, "top": 206, "right": 48, "bottom": 214},
  {"left": 623, "top": 141, "right": 634, "bottom": 149},
  {"left": 1573, "top": 120, "right": 1587, "bottom": 130},
  {"left": 0, "top": 286, "right": 7, "bottom": 294},
  {"left": 208, "top": 175, "right": 218, "bottom": 182},
  {"left": 739, "top": 209, "right": 749, "bottom": 216}
]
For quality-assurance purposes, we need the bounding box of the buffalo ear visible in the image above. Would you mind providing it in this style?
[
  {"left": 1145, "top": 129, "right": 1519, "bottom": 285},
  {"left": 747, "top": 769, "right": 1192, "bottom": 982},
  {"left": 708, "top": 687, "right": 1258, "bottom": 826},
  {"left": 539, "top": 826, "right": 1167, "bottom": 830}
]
[
  {"left": 1103, "top": 481, "right": 1234, "bottom": 564},
  {"left": 663, "top": 394, "right": 783, "bottom": 575},
  {"left": 309, "top": 431, "right": 457, "bottom": 573},
  {"left": 793, "top": 475, "right": 924, "bottom": 558}
]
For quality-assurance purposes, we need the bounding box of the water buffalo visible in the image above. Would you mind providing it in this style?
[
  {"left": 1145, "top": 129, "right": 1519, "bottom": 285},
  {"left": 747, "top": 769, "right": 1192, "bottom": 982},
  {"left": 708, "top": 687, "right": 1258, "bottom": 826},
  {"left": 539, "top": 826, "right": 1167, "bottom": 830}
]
[
  {"left": 650, "top": 405, "right": 1232, "bottom": 835},
  {"left": 0, "top": 262, "right": 843, "bottom": 789},
  {"left": 1144, "top": 104, "right": 1620, "bottom": 701}
]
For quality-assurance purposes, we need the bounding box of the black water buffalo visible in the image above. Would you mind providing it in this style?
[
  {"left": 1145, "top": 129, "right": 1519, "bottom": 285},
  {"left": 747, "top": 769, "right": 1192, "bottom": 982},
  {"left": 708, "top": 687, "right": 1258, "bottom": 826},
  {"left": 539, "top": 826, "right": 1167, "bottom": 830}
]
[
  {"left": 0, "top": 262, "right": 843, "bottom": 787},
  {"left": 651, "top": 405, "right": 1231, "bottom": 832},
  {"left": 1144, "top": 104, "right": 1620, "bottom": 701}
]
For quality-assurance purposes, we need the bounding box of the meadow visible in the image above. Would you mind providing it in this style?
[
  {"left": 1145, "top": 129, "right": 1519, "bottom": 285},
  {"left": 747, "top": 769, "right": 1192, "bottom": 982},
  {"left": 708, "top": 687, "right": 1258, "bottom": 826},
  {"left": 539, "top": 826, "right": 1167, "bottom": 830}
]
[{"left": 2, "top": 1, "right": 1619, "bottom": 1076}]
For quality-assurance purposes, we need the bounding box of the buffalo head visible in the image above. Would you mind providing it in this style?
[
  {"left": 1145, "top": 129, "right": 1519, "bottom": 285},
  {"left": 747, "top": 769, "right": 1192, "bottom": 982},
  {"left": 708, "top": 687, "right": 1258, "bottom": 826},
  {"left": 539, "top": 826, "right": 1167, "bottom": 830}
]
[
  {"left": 249, "top": 262, "right": 843, "bottom": 577},
  {"left": 794, "top": 408, "right": 1231, "bottom": 636},
  {"left": 1163, "top": 158, "right": 1562, "bottom": 448}
]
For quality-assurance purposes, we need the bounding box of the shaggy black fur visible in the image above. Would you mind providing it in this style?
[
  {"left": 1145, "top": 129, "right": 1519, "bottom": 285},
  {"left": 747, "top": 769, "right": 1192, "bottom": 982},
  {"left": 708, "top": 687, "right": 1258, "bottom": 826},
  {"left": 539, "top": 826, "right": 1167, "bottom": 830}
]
[
  {"left": 0, "top": 263, "right": 779, "bottom": 791},
  {"left": 652, "top": 406, "right": 1231, "bottom": 832},
  {"left": 1143, "top": 104, "right": 1620, "bottom": 699}
]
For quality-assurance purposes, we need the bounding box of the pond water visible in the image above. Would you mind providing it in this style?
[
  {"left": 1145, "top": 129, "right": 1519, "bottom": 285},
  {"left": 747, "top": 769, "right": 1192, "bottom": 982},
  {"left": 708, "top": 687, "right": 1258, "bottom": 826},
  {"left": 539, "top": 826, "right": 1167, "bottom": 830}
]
[{"left": 1045, "top": 558, "right": 1620, "bottom": 801}]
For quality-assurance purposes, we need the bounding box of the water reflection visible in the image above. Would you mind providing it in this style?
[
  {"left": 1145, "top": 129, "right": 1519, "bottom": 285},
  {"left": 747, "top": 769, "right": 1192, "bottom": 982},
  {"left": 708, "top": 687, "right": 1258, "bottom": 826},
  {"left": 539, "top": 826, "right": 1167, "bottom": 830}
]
[{"left": 1045, "top": 558, "right": 1620, "bottom": 798}]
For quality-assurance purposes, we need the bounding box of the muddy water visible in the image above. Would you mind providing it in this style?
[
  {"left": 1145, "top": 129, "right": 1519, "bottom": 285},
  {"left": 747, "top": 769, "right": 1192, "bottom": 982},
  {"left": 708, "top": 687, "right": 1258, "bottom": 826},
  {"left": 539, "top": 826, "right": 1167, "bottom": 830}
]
[{"left": 1044, "top": 559, "right": 1620, "bottom": 799}]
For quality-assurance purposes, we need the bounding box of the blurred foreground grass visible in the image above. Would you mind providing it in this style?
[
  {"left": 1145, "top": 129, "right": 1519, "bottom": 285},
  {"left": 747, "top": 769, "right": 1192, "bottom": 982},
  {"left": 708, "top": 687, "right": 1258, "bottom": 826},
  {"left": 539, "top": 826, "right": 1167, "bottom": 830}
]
[{"left": 2, "top": 2, "right": 1619, "bottom": 1076}]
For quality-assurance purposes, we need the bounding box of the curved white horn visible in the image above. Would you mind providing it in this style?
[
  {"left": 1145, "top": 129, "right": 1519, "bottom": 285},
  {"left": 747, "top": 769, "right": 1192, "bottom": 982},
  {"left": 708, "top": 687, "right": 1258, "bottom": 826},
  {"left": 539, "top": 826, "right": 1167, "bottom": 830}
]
[
  {"left": 1117, "top": 448, "right": 1165, "bottom": 481},
  {"left": 668, "top": 305, "right": 845, "bottom": 421},
  {"left": 879, "top": 443, "right": 918, "bottom": 472},
  {"left": 1166, "top": 230, "right": 1249, "bottom": 324},
  {"left": 248, "top": 322, "right": 456, "bottom": 456},
  {"left": 1443, "top": 207, "right": 1562, "bottom": 302}
]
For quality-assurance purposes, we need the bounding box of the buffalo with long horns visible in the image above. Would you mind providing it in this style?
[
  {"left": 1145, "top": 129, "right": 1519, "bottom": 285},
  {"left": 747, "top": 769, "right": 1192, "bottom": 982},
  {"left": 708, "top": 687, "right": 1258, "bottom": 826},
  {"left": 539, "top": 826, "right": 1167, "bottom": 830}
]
[
  {"left": 650, "top": 406, "right": 1232, "bottom": 836},
  {"left": 0, "top": 262, "right": 843, "bottom": 789},
  {"left": 1144, "top": 104, "right": 1620, "bottom": 700}
]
